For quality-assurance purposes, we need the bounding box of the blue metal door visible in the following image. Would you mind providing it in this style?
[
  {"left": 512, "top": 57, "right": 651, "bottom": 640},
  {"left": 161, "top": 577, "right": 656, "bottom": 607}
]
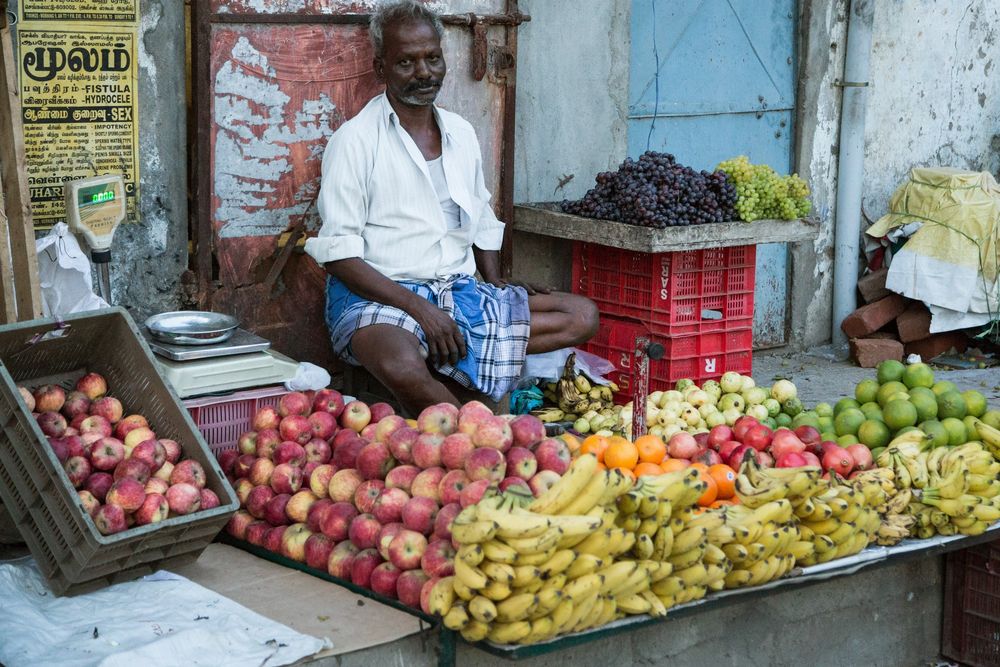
[{"left": 628, "top": 0, "right": 797, "bottom": 347}]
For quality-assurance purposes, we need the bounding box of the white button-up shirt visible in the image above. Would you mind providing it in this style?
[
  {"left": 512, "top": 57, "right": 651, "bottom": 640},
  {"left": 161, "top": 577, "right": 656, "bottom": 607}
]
[{"left": 304, "top": 94, "right": 505, "bottom": 281}]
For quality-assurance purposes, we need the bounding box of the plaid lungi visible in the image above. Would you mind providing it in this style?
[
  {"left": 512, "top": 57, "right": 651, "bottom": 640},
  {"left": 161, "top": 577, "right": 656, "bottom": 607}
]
[{"left": 325, "top": 275, "right": 531, "bottom": 402}]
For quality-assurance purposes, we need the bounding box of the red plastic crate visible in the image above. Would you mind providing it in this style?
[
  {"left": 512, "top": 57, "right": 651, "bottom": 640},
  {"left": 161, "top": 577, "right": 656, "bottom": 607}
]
[
  {"left": 581, "top": 316, "right": 753, "bottom": 397},
  {"left": 184, "top": 386, "right": 287, "bottom": 455},
  {"left": 572, "top": 243, "right": 756, "bottom": 335},
  {"left": 943, "top": 539, "right": 1000, "bottom": 667}
]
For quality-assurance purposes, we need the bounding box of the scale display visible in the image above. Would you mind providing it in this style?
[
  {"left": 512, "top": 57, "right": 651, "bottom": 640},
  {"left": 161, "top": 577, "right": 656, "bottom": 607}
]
[{"left": 78, "top": 184, "right": 117, "bottom": 207}]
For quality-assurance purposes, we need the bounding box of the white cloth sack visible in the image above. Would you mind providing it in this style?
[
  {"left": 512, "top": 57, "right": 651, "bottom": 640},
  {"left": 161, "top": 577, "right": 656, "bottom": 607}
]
[
  {"left": 0, "top": 558, "right": 328, "bottom": 667},
  {"left": 35, "top": 222, "right": 109, "bottom": 317}
]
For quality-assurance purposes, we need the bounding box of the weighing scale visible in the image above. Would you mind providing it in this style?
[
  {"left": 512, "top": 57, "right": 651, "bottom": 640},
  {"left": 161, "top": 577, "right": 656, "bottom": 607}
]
[{"left": 65, "top": 174, "right": 126, "bottom": 304}]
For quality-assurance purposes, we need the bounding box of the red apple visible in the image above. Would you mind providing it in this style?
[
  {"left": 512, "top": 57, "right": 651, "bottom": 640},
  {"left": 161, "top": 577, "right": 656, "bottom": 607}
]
[
  {"left": 273, "top": 441, "right": 307, "bottom": 466},
  {"left": 327, "top": 540, "right": 359, "bottom": 579},
  {"left": 84, "top": 471, "right": 113, "bottom": 501},
  {"left": 106, "top": 478, "right": 146, "bottom": 512},
  {"left": 377, "top": 523, "right": 406, "bottom": 561},
  {"left": 237, "top": 431, "right": 259, "bottom": 457},
  {"left": 249, "top": 458, "right": 275, "bottom": 486},
  {"left": 61, "top": 391, "right": 92, "bottom": 420},
  {"left": 113, "top": 458, "right": 151, "bottom": 484},
  {"left": 421, "top": 576, "right": 441, "bottom": 614},
  {"left": 279, "top": 415, "right": 312, "bottom": 446},
  {"left": 308, "top": 411, "right": 337, "bottom": 441},
  {"left": 389, "top": 529, "right": 427, "bottom": 571},
  {"left": 505, "top": 446, "right": 538, "bottom": 480},
  {"left": 369, "top": 402, "right": 396, "bottom": 423},
  {"left": 75, "top": 373, "right": 107, "bottom": 400},
  {"left": 498, "top": 476, "right": 531, "bottom": 494},
  {"left": 373, "top": 487, "right": 410, "bottom": 524},
  {"left": 80, "top": 415, "right": 113, "bottom": 438},
  {"left": 460, "top": 478, "right": 492, "bottom": 507},
  {"left": 265, "top": 526, "right": 288, "bottom": 553},
  {"left": 270, "top": 463, "right": 303, "bottom": 495},
  {"left": 439, "top": 433, "right": 475, "bottom": 470},
  {"left": 329, "top": 468, "right": 364, "bottom": 503},
  {"left": 306, "top": 498, "right": 335, "bottom": 532},
  {"left": 131, "top": 439, "right": 166, "bottom": 471},
  {"left": 457, "top": 401, "right": 494, "bottom": 436},
  {"left": 356, "top": 442, "right": 395, "bottom": 480},
  {"left": 90, "top": 396, "right": 123, "bottom": 424},
  {"left": 411, "top": 467, "right": 446, "bottom": 501},
  {"left": 401, "top": 495, "right": 439, "bottom": 535},
  {"left": 264, "top": 493, "right": 292, "bottom": 526},
  {"left": 90, "top": 437, "right": 125, "bottom": 471},
  {"left": 280, "top": 523, "right": 313, "bottom": 562},
  {"left": 47, "top": 436, "right": 70, "bottom": 463},
  {"left": 420, "top": 538, "right": 456, "bottom": 578},
  {"left": 471, "top": 415, "right": 513, "bottom": 452},
  {"left": 465, "top": 447, "right": 506, "bottom": 483},
  {"left": 166, "top": 482, "right": 201, "bottom": 515},
  {"left": 527, "top": 470, "right": 561, "bottom": 497},
  {"left": 33, "top": 384, "right": 66, "bottom": 413},
  {"left": 254, "top": 429, "right": 281, "bottom": 460},
  {"left": 320, "top": 501, "right": 358, "bottom": 541},
  {"left": 134, "top": 493, "right": 170, "bottom": 525},
  {"left": 397, "top": 570, "right": 430, "bottom": 609},
  {"left": 533, "top": 438, "right": 570, "bottom": 475},
  {"left": 18, "top": 386, "right": 35, "bottom": 411},
  {"left": 374, "top": 415, "right": 407, "bottom": 444},
  {"left": 370, "top": 562, "right": 402, "bottom": 598},
  {"left": 312, "top": 389, "right": 346, "bottom": 418},
  {"left": 350, "top": 548, "right": 382, "bottom": 587},
  {"left": 510, "top": 414, "right": 546, "bottom": 449},
  {"left": 387, "top": 427, "right": 419, "bottom": 464},
  {"left": 114, "top": 414, "right": 149, "bottom": 441},
  {"left": 434, "top": 503, "right": 461, "bottom": 541},
  {"left": 278, "top": 391, "right": 311, "bottom": 417},
  {"left": 252, "top": 406, "right": 281, "bottom": 431},
  {"left": 233, "top": 477, "right": 254, "bottom": 504},
  {"left": 349, "top": 512, "right": 382, "bottom": 550},
  {"left": 385, "top": 464, "right": 421, "bottom": 493},
  {"left": 354, "top": 479, "right": 386, "bottom": 514},
  {"left": 93, "top": 503, "right": 127, "bottom": 535},
  {"left": 304, "top": 533, "right": 336, "bottom": 570},
  {"left": 36, "top": 411, "right": 68, "bottom": 438},
  {"left": 145, "top": 477, "right": 170, "bottom": 496},
  {"left": 244, "top": 520, "right": 271, "bottom": 546},
  {"left": 438, "top": 469, "right": 470, "bottom": 505},
  {"left": 284, "top": 490, "right": 315, "bottom": 522},
  {"left": 77, "top": 490, "right": 100, "bottom": 516},
  {"left": 170, "top": 460, "right": 206, "bottom": 489},
  {"left": 412, "top": 432, "right": 445, "bottom": 469},
  {"left": 159, "top": 439, "right": 182, "bottom": 464},
  {"left": 245, "top": 485, "right": 275, "bottom": 519},
  {"left": 304, "top": 438, "right": 332, "bottom": 464},
  {"left": 226, "top": 510, "right": 255, "bottom": 540},
  {"left": 308, "top": 464, "right": 336, "bottom": 497},
  {"left": 340, "top": 401, "right": 372, "bottom": 433},
  {"left": 122, "top": 427, "right": 155, "bottom": 455},
  {"left": 417, "top": 403, "right": 459, "bottom": 436},
  {"left": 216, "top": 449, "right": 239, "bottom": 477},
  {"left": 332, "top": 436, "right": 367, "bottom": 470}
]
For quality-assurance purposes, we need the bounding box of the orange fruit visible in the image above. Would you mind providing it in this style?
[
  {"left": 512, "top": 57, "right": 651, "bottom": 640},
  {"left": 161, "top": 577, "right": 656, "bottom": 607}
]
[
  {"left": 708, "top": 464, "right": 737, "bottom": 500},
  {"left": 635, "top": 434, "right": 667, "bottom": 464},
  {"left": 614, "top": 466, "right": 637, "bottom": 482},
  {"left": 604, "top": 437, "right": 639, "bottom": 470},
  {"left": 559, "top": 433, "right": 582, "bottom": 455},
  {"left": 580, "top": 435, "right": 610, "bottom": 463},
  {"left": 660, "top": 458, "right": 689, "bottom": 473},
  {"left": 634, "top": 462, "right": 664, "bottom": 478},
  {"left": 687, "top": 463, "right": 718, "bottom": 506}
]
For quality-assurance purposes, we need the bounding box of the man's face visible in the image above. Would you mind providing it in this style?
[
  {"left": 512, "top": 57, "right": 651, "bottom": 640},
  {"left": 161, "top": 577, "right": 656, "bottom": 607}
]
[{"left": 375, "top": 19, "right": 447, "bottom": 108}]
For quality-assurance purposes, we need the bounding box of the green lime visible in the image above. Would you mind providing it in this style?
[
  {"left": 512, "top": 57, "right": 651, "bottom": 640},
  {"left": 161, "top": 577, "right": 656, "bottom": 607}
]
[
  {"left": 918, "top": 420, "right": 949, "bottom": 448},
  {"left": 962, "top": 390, "right": 987, "bottom": 418},
  {"left": 887, "top": 392, "right": 911, "bottom": 404},
  {"left": 876, "top": 360, "right": 905, "bottom": 384},
  {"left": 937, "top": 391, "right": 968, "bottom": 420},
  {"left": 901, "top": 362, "right": 935, "bottom": 389},
  {"left": 782, "top": 397, "right": 803, "bottom": 417},
  {"left": 963, "top": 416, "right": 982, "bottom": 443},
  {"left": 837, "top": 434, "right": 859, "bottom": 446},
  {"left": 762, "top": 417, "right": 777, "bottom": 429},
  {"left": 877, "top": 381, "right": 908, "bottom": 407},
  {"left": 932, "top": 380, "right": 958, "bottom": 397},
  {"left": 909, "top": 391, "right": 938, "bottom": 422},
  {"left": 775, "top": 413, "right": 792, "bottom": 428},
  {"left": 834, "top": 398, "right": 861, "bottom": 416},
  {"left": 896, "top": 426, "right": 919, "bottom": 436},
  {"left": 821, "top": 431, "right": 838, "bottom": 443},
  {"left": 883, "top": 399, "right": 918, "bottom": 432},
  {"left": 941, "top": 417, "right": 969, "bottom": 446},
  {"left": 858, "top": 419, "right": 891, "bottom": 449},
  {"left": 860, "top": 402, "right": 884, "bottom": 421},
  {"left": 791, "top": 413, "right": 821, "bottom": 431},
  {"left": 814, "top": 402, "right": 834, "bottom": 418},
  {"left": 908, "top": 386, "right": 936, "bottom": 402},
  {"left": 983, "top": 410, "right": 1000, "bottom": 429},
  {"left": 855, "top": 379, "right": 880, "bottom": 405},
  {"left": 834, "top": 408, "right": 866, "bottom": 437},
  {"left": 818, "top": 416, "right": 835, "bottom": 433}
]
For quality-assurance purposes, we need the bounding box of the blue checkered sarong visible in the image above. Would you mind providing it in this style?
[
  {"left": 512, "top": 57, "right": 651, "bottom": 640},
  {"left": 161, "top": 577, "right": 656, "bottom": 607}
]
[{"left": 325, "top": 275, "right": 530, "bottom": 402}]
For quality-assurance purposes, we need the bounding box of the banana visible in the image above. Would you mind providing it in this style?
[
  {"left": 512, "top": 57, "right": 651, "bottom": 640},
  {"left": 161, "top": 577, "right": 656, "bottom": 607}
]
[
  {"left": 616, "top": 593, "right": 653, "bottom": 615},
  {"left": 481, "top": 560, "right": 515, "bottom": 584},
  {"left": 538, "top": 549, "right": 576, "bottom": 577},
  {"left": 975, "top": 419, "right": 1000, "bottom": 453},
  {"left": 633, "top": 533, "right": 655, "bottom": 559},
  {"left": 529, "top": 454, "right": 599, "bottom": 514},
  {"left": 532, "top": 407, "right": 566, "bottom": 423},
  {"left": 502, "top": 527, "right": 562, "bottom": 555},
  {"left": 638, "top": 495, "right": 661, "bottom": 519},
  {"left": 724, "top": 568, "right": 754, "bottom": 588},
  {"left": 672, "top": 526, "right": 707, "bottom": 554},
  {"left": 487, "top": 620, "right": 532, "bottom": 645},
  {"left": 482, "top": 540, "right": 518, "bottom": 565},
  {"left": 653, "top": 525, "right": 675, "bottom": 561},
  {"left": 564, "top": 572, "right": 604, "bottom": 603},
  {"left": 597, "top": 561, "right": 638, "bottom": 594},
  {"left": 454, "top": 557, "right": 489, "bottom": 590},
  {"left": 558, "top": 471, "right": 612, "bottom": 516},
  {"left": 459, "top": 620, "right": 490, "bottom": 642},
  {"left": 687, "top": 510, "right": 726, "bottom": 532},
  {"left": 549, "top": 514, "right": 603, "bottom": 537},
  {"left": 511, "top": 564, "right": 541, "bottom": 589},
  {"left": 481, "top": 579, "right": 512, "bottom": 601},
  {"left": 959, "top": 520, "right": 990, "bottom": 536},
  {"left": 451, "top": 519, "right": 499, "bottom": 544},
  {"left": 803, "top": 501, "right": 834, "bottom": 522},
  {"left": 806, "top": 517, "right": 841, "bottom": 536},
  {"left": 469, "top": 595, "right": 498, "bottom": 623},
  {"left": 652, "top": 576, "right": 684, "bottom": 597},
  {"left": 531, "top": 587, "right": 564, "bottom": 618},
  {"left": 443, "top": 603, "right": 469, "bottom": 630},
  {"left": 723, "top": 542, "right": 751, "bottom": 564},
  {"left": 827, "top": 521, "right": 858, "bottom": 545},
  {"left": 667, "top": 544, "right": 707, "bottom": 570},
  {"left": 920, "top": 492, "right": 977, "bottom": 518},
  {"left": 490, "top": 513, "right": 553, "bottom": 540},
  {"left": 456, "top": 544, "right": 485, "bottom": 567},
  {"left": 452, "top": 575, "right": 476, "bottom": 601},
  {"left": 550, "top": 597, "right": 574, "bottom": 629},
  {"left": 642, "top": 590, "right": 668, "bottom": 617},
  {"left": 522, "top": 616, "right": 556, "bottom": 645},
  {"left": 493, "top": 593, "right": 537, "bottom": 623},
  {"left": 930, "top": 467, "right": 970, "bottom": 500},
  {"left": 973, "top": 503, "right": 1000, "bottom": 522},
  {"left": 674, "top": 562, "right": 708, "bottom": 587},
  {"left": 565, "top": 553, "right": 606, "bottom": 580},
  {"left": 789, "top": 540, "right": 816, "bottom": 561},
  {"left": 610, "top": 567, "right": 653, "bottom": 598},
  {"left": 427, "top": 576, "right": 456, "bottom": 616}
]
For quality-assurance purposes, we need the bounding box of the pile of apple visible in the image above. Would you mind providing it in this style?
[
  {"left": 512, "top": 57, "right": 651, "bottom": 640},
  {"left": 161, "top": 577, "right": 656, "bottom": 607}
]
[
  {"left": 20, "top": 374, "right": 221, "bottom": 536},
  {"left": 220, "top": 390, "right": 569, "bottom": 609},
  {"left": 694, "top": 415, "right": 874, "bottom": 477}
]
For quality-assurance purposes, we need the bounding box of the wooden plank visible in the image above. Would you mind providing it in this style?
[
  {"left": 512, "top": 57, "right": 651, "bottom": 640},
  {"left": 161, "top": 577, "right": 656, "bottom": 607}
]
[
  {"left": 0, "top": 207, "right": 16, "bottom": 323},
  {"left": 0, "top": 6, "right": 42, "bottom": 321},
  {"left": 513, "top": 203, "right": 820, "bottom": 253}
]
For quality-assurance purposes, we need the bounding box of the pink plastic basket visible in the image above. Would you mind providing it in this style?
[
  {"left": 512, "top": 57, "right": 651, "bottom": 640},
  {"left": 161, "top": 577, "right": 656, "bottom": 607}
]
[{"left": 184, "top": 386, "right": 287, "bottom": 454}]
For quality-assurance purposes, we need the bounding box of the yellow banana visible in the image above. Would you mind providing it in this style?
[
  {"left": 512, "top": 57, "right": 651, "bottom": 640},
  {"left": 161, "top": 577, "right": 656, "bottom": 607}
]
[
  {"left": 459, "top": 619, "right": 490, "bottom": 642},
  {"left": 427, "top": 576, "right": 456, "bottom": 616},
  {"left": 468, "top": 595, "right": 498, "bottom": 623},
  {"left": 564, "top": 572, "right": 604, "bottom": 603},
  {"left": 487, "top": 620, "right": 532, "bottom": 644},
  {"left": 529, "top": 454, "right": 599, "bottom": 514},
  {"left": 481, "top": 540, "right": 518, "bottom": 564},
  {"left": 456, "top": 544, "right": 485, "bottom": 567},
  {"left": 538, "top": 549, "right": 576, "bottom": 577},
  {"left": 494, "top": 593, "right": 537, "bottom": 623},
  {"left": 480, "top": 560, "right": 515, "bottom": 584},
  {"left": 443, "top": 603, "right": 469, "bottom": 630},
  {"left": 481, "top": 579, "right": 512, "bottom": 601},
  {"left": 451, "top": 519, "right": 499, "bottom": 544}
]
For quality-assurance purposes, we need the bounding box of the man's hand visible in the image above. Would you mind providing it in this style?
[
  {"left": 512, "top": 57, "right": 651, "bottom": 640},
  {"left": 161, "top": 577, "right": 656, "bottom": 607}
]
[
  {"left": 489, "top": 278, "right": 552, "bottom": 296},
  {"left": 409, "top": 298, "right": 467, "bottom": 367}
]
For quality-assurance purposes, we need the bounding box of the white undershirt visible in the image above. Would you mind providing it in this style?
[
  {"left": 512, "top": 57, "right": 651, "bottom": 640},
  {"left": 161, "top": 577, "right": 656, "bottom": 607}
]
[{"left": 426, "top": 155, "right": 463, "bottom": 230}]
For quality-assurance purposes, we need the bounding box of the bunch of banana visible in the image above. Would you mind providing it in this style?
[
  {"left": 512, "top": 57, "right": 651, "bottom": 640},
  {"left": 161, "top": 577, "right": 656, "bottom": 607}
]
[
  {"left": 533, "top": 353, "right": 621, "bottom": 427},
  {"left": 874, "top": 430, "right": 933, "bottom": 490},
  {"left": 905, "top": 440, "right": 1000, "bottom": 538},
  {"left": 975, "top": 419, "right": 1000, "bottom": 459},
  {"left": 715, "top": 499, "right": 800, "bottom": 587},
  {"left": 849, "top": 467, "right": 915, "bottom": 546}
]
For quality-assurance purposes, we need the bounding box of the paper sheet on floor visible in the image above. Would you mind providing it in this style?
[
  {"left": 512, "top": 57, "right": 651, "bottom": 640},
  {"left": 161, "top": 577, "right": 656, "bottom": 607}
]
[{"left": 0, "top": 557, "right": 329, "bottom": 667}]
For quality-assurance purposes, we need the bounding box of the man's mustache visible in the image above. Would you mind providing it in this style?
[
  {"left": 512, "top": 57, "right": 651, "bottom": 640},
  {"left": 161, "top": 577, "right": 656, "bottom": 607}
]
[{"left": 405, "top": 80, "right": 442, "bottom": 93}]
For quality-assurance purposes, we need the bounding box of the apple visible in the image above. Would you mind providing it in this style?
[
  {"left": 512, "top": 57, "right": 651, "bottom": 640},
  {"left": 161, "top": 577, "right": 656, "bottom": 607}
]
[
  {"left": 460, "top": 479, "right": 491, "bottom": 507},
  {"left": 308, "top": 464, "right": 335, "bottom": 497},
  {"left": 90, "top": 396, "right": 123, "bottom": 424},
  {"left": 80, "top": 432, "right": 103, "bottom": 449},
  {"left": 417, "top": 403, "right": 459, "bottom": 436},
  {"left": 464, "top": 447, "right": 506, "bottom": 484},
  {"left": 349, "top": 512, "right": 382, "bottom": 549},
  {"left": 273, "top": 441, "right": 307, "bottom": 466},
  {"left": 264, "top": 493, "right": 292, "bottom": 526},
  {"left": 233, "top": 477, "right": 254, "bottom": 505},
  {"left": 420, "top": 538, "right": 455, "bottom": 578},
  {"left": 33, "top": 385, "right": 66, "bottom": 413},
  {"left": 166, "top": 482, "right": 201, "bottom": 515},
  {"left": 421, "top": 576, "right": 441, "bottom": 614},
  {"left": 61, "top": 391, "right": 91, "bottom": 420},
  {"left": 134, "top": 493, "right": 170, "bottom": 525},
  {"left": 280, "top": 523, "right": 313, "bottom": 562},
  {"left": 106, "top": 478, "right": 146, "bottom": 512},
  {"left": 457, "top": 401, "right": 494, "bottom": 435},
  {"left": 412, "top": 433, "right": 445, "bottom": 469},
  {"left": 77, "top": 489, "right": 100, "bottom": 516},
  {"left": 154, "top": 460, "right": 175, "bottom": 482},
  {"left": 145, "top": 477, "right": 170, "bottom": 496},
  {"left": 371, "top": 562, "right": 402, "bottom": 598},
  {"left": 216, "top": 449, "right": 239, "bottom": 477},
  {"left": 397, "top": 570, "right": 430, "bottom": 609},
  {"left": 313, "top": 389, "right": 346, "bottom": 418},
  {"left": 17, "top": 386, "right": 35, "bottom": 411},
  {"left": 226, "top": 510, "right": 255, "bottom": 540},
  {"left": 369, "top": 402, "right": 396, "bottom": 423},
  {"left": 374, "top": 415, "right": 407, "bottom": 444},
  {"left": 306, "top": 498, "right": 335, "bottom": 532},
  {"left": 154, "top": 439, "right": 180, "bottom": 465},
  {"left": 351, "top": 548, "right": 382, "bottom": 587},
  {"left": 377, "top": 523, "right": 406, "bottom": 561},
  {"left": 401, "top": 496, "right": 438, "bottom": 535},
  {"left": 252, "top": 406, "right": 281, "bottom": 431},
  {"left": 332, "top": 437, "right": 367, "bottom": 470},
  {"left": 509, "top": 414, "right": 546, "bottom": 449},
  {"left": 90, "top": 437, "right": 125, "bottom": 471},
  {"left": 308, "top": 411, "right": 338, "bottom": 441},
  {"left": 332, "top": 427, "right": 359, "bottom": 449},
  {"left": 385, "top": 464, "right": 421, "bottom": 493},
  {"left": 93, "top": 504, "right": 127, "bottom": 535},
  {"left": 304, "top": 533, "right": 336, "bottom": 570},
  {"left": 329, "top": 468, "right": 365, "bottom": 503},
  {"left": 244, "top": 520, "right": 271, "bottom": 546},
  {"left": 327, "top": 540, "right": 360, "bottom": 579},
  {"left": 846, "top": 444, "right": 873, "bottom": 471},
  {"left": 113, "top": 458, "right": 151, "bottom": 484},
  {"left": 438, "top": 433, "right": 474, "bottom": 471},
  {"left": 278, "top": 391, "right": 311, "bottom": 417},
  {"left": 411, "top": 467, "right": 446, "bottom": 501},
  {"left": 498, "top": 476, "right": 531, "bottom": 494},
  {"left": 170, "top": 460, "right": 206, "bottom": 489},
  {"left": 245, "top": 485, "right": 276, "bottom": 519},
  {"left": 472, "top": 415, "right": 513, "bottom": 452},
  {"left": 237, "top": 431, "right": 259, "bottom": 457},
  {"left": 122, "top": 427, "right": 155, "bottom": 453},
  {"left": 84, "top": 472, "right": 113, "bottom": 501},
  {"left": 115, "top": 414, "right": 149, "bottom": 441},
  {"left": 131, "top": 439, "right": 166, "bottom": 471},
  {"left": 264, "top": 526, "right": 288, "bottom": 553},
  {"left": 505, "top": 446, "right": 537, "bottom": 480},
  {"left": 373, "top": 487, "right": 410, "bottom": 524},
  {"left": 279, "top": 415, "right": 313, "bottom": 446},
  {"left": 36, "top": 411, "right": 68, "bottom": 438},
  {"left": 286, "top": 489, "right": 318, "bottom": 523},
  {"left": 270, "top": 463, "right": 303, "bottom": 495},
  {"left": 356, "top": 442, "right": 395, "bottom": 480},
  {"left": 304, "top": 438, "right": 332, "bottom": 465},
  {"left": 320, "top": 501, "right": 358, "bottom": 541},
  {"left": 438, "top": 469, "right": 470, "bottom": 505},
  {"left": 47, "top": 436, "right": 69, "bottom": 463},
  {"left": 528, "top": 470, "right": 561, "bottom": 497},
  {"left": 434, "top": 502, "right": 461, "bottom": 540},
  {"left": 75, "top": 373, "right": 107, "bottom": 400},
  {"left": 200, "top": 488, "right": 221, "bottom": 511},
  {"left": 251, "top": 429, "right": 279, "bottom": 460},
  {"left": 388, "top": 529, "right": 427, "bottom": 571},
  {"left": 354, "top": 479, "right": 386, "bottom": 514},
  {"left": 387, "top": 427, "right": 420, "bottom": 464},
  {"left": 533, "top": 438, "right": 570, "bottom": 475},
  {"left": 80, "top": 415, "right": 113, "bottom": 438},
  {"left": 340, "top": 401, "right": 372, "bottom": 433}
]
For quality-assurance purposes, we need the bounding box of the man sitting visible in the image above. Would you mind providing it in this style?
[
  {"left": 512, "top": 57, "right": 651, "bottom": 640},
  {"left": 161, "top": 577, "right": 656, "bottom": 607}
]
[{"left": 305, "top": 0, "right": 598, "bottom": 415}]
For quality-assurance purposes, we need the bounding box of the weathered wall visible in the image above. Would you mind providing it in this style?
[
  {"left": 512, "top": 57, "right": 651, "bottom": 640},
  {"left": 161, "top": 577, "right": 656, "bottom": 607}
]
[{"left": 510, "top": 0, "right": 631, "bottom": 290}]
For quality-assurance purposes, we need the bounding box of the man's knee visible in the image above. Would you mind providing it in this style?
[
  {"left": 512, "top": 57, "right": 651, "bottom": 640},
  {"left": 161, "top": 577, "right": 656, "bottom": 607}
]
[
  {"left": 367, "top": 354, "right": 431, "bottom": 396},
  {"left": 570, "top": 296, "right": 600, "bottom": 343}
]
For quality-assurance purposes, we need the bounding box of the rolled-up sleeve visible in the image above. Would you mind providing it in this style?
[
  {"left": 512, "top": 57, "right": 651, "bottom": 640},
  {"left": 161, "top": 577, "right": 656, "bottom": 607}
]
[
  {"left": 304, "top": 129, "right": 369, "bottom": 266},
  {"left": 470, "top": 141, "right": 505, "bottom": 252}
]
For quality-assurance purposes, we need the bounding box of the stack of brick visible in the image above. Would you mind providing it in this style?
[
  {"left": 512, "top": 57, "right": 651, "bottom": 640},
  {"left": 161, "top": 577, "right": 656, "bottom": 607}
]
[{"left": 842, "top": 269, "right": 968, "bottom": 367}]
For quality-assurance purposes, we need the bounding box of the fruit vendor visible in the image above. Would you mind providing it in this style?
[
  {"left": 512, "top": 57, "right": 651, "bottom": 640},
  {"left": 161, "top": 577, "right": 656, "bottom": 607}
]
[{"left": 305, "top": 1, "right": 598, "bottom": 415}]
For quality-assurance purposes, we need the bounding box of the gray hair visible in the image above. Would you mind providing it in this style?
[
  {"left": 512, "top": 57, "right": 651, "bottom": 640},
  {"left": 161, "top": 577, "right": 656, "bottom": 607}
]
[{"left": 369, "top": 1, "right": 445, "bottom": 57}]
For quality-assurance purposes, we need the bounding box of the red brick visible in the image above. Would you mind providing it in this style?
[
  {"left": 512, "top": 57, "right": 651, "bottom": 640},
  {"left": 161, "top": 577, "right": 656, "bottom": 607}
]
[
  {"left": 841, "top": 294, "right": 907, "bottom": 339},
  {"left": 857, "top": 268, "right": 892, "bottom": 304},
  {"left": 866, "top": 331, "right": 898, "bottom": 340},
  {"left": 905, "top": 332, "right": 969, "bottom": 361},
  {"left": 850, "top": 337, "right": 904, "bottom": 368},
  {"left": 896, "top": 302, "right": 932, "bottom": 343}
]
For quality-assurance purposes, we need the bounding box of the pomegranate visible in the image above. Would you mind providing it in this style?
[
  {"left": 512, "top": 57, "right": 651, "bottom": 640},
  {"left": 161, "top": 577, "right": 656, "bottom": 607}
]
[
  {"left": 695, "top": 449, "right": 723, "bottom": 467},
  {"left": 743, "top": 425, "right": 773, "bottom": 452},
  {"left": 793, "top": 425, "right": 822, "bottom": 446},
  {"left": 692, "top": 432, "right": 710, "bottom": 449},
  {"left": 757, "top": 450, "right": 774, "bottom": 468},
  {"left": 707, "top": 425, "right": 734, "bottom": 451},
  {"left": 718, "top": 440, "right": 743, "bottom": 463},
  {"left": 770, "top": 430, "right": 806, "bottom": 460},
  {"left": 667, "top": 432, "right": 700, "bottom": 460},
  {"left": 732, "top": 416, "right": 759, "bottom": 441},
  {"left": 822, "top": 447, "right": 854, "bottom": 476},
  {"left": 727, "top": 444, "right": 758, "bottom": 469},
  {"left": 776, "top": 452, "right": 808, "bottom": 468},
  {"left": 819, "top": 440, "right": 841, "bottom": 455},
  {"left": 801, "top": 451, "right": 822, "bottom": 467},
  {"left": 845, "top": 444, "right": 873, "bottom": 471}
]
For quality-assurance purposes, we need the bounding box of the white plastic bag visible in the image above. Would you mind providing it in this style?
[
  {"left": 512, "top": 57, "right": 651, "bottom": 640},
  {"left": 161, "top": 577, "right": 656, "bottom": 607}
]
[
  {"left": 522, "top": 347, "right": 616, "bottom": 385},
  {"left": 35, "top": 222, "right": 109, "bottom": 317},
  {"left": 284, "top": 362, "right": 332, "bottom": 392}
]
